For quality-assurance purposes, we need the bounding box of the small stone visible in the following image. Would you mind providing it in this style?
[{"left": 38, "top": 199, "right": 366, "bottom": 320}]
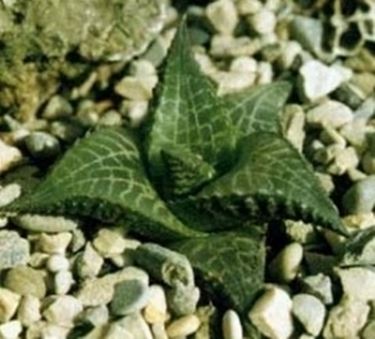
[
  {"left": 47, "top": 254, "right": 70, "bottom": 272},
  {"left": 362, "top": 151, "right": 375, "bottom": 174},
  {"left": 336, "top": 267, "right": 375, "bottom": 301},
  {"left": 152, "top": 323, "right": 168, "bottom": 339},
  {"left": 37, "top": 232, "right": 72, "bottom": 254},
  {"left": 75, "top": 242, "right": 104, "bottom": 278},
  {"left": 193, "top": 305, "right": 217, "bottom": 339},
  {"left": 17, "top": 295, "right": 41, "bottom": 327},
  {"left": 130, "top": 59, "right": 156, "bottom": 77},
  {"left": 256, "top": 61, "right": 273, "bottom": 85},
  {"left": 143, "top": 285, "right": 168, "bottom": 324},
  {"left": 78, "top": 305, "right": 109, "bottom": 327},
  {"left": 306, "top": 100, "right": 353, "bottom": 128},
  {"left": 283, "top": 105, "right": 305, "bottom": 153},
  {"left": 105, "top": 323, "right": 134, "bottom": 339},
  {"left": 117, "top": 313, "right": 153, "bottom": 339},
  {"left": 343, "top": 176, "right": 375, "bottom": 214},
  {"left": 166, "top": 315, "right": 201, "bottom": 338},
  {"left": 77, "top": 266, "right": 149, "bottom": 307},
  {"left": 42, "top": 95, "right": 73, "bottom": 120},
  {"left": 362, "top": 320, "right": 375, "bottom": 339},
  {"left": 292, "top": 294, "right": 325, "bottom": 336},
  {"left": 98, "top": 110, "right": 123, "bottom": 127},
  {"left": 248, "top": 287, "right": 293, "bottom": 339},
  {"left": 327, "top": 146, "right": 359, "bottom": 175},
  {"left": 278, "top": 41, "right": 302, "bottom": 70},
  {"left": 248, "top": 9, "right": 276, "bottom": 35},
  {"left": 0, "top": 231, "right": 29, "bottom": 270},
  {"left": 122, "top": 100, "right": 149, "bottom": 128},
  {"left": 206, "top": 0, "right": 238, "bottom": 35},
  {"left": 301, "top": 274, "right": 333, "bottom": 305},
  {"left": 114, "top": 76, "right": 157, "bottom": 101},
  {"left": 133, "top": 243, "right": 194, "bottom": 288},
  {"left": 43, "top": 295, "right": 83, "bottom": 327},
  {"left": 222, "top": 309, "right": 242, "bottom": 339},
  {"left": 230, "top": 56, "right": 257, "bottom": 73},
  {"left": 25, "top": 132, "right": 61, "bottom": 159},
  {"left": 0, "top": 140, "right": 22, "bottom": 174},
  {"left": 70, "top": 229, "right": 86, "bottom": 253},
  {"left": 0, "top": 184, "right": 21, "bottom": 208},
  {"left": 28, "top": 252, "right": 49, "bottom": 268},
  {"left": 210, "top": 35, "right": 261, "bottom": 58},
  {"left": 50, "top": 120, "right": 85, "bottom": 143},
  {"left": 340, "top": 118, "right": 368, "bottom": 149},
  {"left": 0, "top": 288, "right": 20, "bottom": 323},
  {"left": 213, "top": 71, "right": 256, "bottom": 96},
  {"left": 323, "top": 296, "right": 369, "bottom": 339},
  {"left": 299, "top": 60, "right": 345, "bottom": 102},
  {"left": 0, "top": 320, "right": 22, "bottom": 339},
  {"left": 93, "top": 229, "right": 127, "bottom": 258},
  {"left": 54, "top": 270, "right": 74, "bottom": 295},
  {"left": 4, "top": 266, "right": 46, "bottom": 299},
  {"left": 342, "top": 213, "right": 375, "bottom": 230},
  {"left": 269, "top": 242, "right": 303, "bottom": 283},
  {"left": 166, "top": 282, "right": 200, "bottom": 316},
  {"left": 284, "top": 220, "right": 317, "bottom": 244},
  {"left": 110, "top": 279, "right": 149, "bottom": 316},
  {"left": 13, "top": 214, "right": 78, "bottom": 233}
]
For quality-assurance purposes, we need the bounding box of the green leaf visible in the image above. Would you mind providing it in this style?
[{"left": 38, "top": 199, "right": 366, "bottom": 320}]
[
  {"left": 146, "top": 18, "right": 236, "bottom": 178},
  {"left": 4, "top": 127, "right": 202, "bottom": 241},
  {"left": 169, "top": 231, "right": 265, "bottom": 314},
  {"left": 194, "top": 132, "right": 348, "bottom": 236},
  {"left": 223, "top": 81, "right": 292, "bottom": 137}
]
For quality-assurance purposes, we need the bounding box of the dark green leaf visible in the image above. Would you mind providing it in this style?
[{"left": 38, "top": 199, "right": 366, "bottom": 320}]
[
  {"left": 4, "top": 127, "right": 202, "bottom": 241},
  {"left": 223, "top": 81, "right": 292, "bottom": 137},
  {"left": 146, "top": 18, "right": 236, "bottom": 178},
  {"left": 194, "top": 132, "right": 348, "bottom": 235},
  {"left": 169, "top": 231, "right": 265, "bottom": 314}
]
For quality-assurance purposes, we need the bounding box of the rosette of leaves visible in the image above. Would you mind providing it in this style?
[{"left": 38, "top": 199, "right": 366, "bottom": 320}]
[{"left": 1, "top": 19, "right": 347, "bottom": 334}]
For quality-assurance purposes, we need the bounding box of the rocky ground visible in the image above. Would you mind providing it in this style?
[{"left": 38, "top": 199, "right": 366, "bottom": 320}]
[{"left": 0, "top": 0, "right": 375, "bottom": 338}]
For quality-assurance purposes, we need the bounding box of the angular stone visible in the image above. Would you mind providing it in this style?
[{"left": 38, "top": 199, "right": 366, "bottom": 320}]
[
  {"left": 25, "top": 132, "right": 61, "bottom": 159},
  {"left": 248, "top": 287, "right": 293, "bottom": 339},
  {"left": 110, "top": 279, "right": 149, "bottom": 316},
  {"left": 37, "top": 232, "right": 72, "bottom": 254},
  {"left": 206, "top": 0, "right": 239, "bottom": 35},
  {"left": 0, "top": 184, "right": 21, "bottom": 208},
  {"left": 248, "top": 9, "right": 276, "bottom": 35},
  {"left": 105, "top": 323, "right": 134, "bottom": 339},
  {"left": 306, "top": 100, "right": 353, "bottom": 128},
  {"left": 0, "top": 288, "right": 21, "bottom": 323},
  {"left": 166, "top": 282, "right": 200, "bottom": 316},
  {"left": 93, "top": 229, "right": 127, "bottom": 258},
  {"left": 43, "top": 295, "right": 83, "bottom": 327},
  {"left": 0, "top": 320, "right": 22, "bottom": 339},
  {"left": 301, "top": 273, "right": 333, "bottom": 305},
  {"left": 4, "top": 266, "right": 46, "bottom": 299},
  {"left": 323, "top": 296, "right": 369, "bottom": 339},
  {"left": 47, "top": 254, "right": 70, "bottom": 272},
  {"left": 299, "top": 61, "right": 345, "bottom": 102},
  {"left": 151, "top": 323, "right": 168, "bottom": 339},
  {"left": 78, "top": 305, "right": 109, "bottom": 327},
  {"left": 75, "top": 242, "right": 104, "bottom": 279},
  {"left": 76, "top": 267, "right": 149, "bottom": 307},
  {"left": 42, "top": 95, "right": 73, "bottom": 120},
  {"left": 0, "top": 231, "right": 29, "bottom": 270},
  {"left": 117, "top": 313, "right": 153, "bottom": 339},
  {"left": 292, "top": 294, "right": 325, "bottom": 336},
  {"left": 54, "top": 270, "right": 74, "bottom": 295},
  {"left": 17, "top": 295, "right": 41, "bottom": 327}
]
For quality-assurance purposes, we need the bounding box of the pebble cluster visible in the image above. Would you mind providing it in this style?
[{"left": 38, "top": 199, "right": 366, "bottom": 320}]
[{"left": 0, "top": 0, "right": 375, "bottom": 338}]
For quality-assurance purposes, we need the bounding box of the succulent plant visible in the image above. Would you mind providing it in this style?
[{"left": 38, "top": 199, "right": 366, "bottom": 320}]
[{"left": 1, "top": 19, "right": 347, "bottom": 335}]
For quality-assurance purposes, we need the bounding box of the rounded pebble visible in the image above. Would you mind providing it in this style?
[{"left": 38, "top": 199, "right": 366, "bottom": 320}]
[
  {"left": 222, "top": 309, "right": 243, "bottom": 339},
  {"left": 47, "top": 254, "right": 70, "bottom": 272},
  {"left": 166, "top": 314, "right": 201, "bottom": 337}
]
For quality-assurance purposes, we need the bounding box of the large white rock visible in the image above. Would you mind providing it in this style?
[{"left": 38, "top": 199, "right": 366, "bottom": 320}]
[
  {"left": 248, "top": 286, "right": 294, "bottom": 339},
  {"left": 299, "top": 60, "right": 345, "bottom": 101}
]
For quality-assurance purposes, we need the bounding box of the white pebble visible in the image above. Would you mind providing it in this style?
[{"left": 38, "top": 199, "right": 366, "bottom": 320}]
[
  {"left": 236, "top": 0, "right": 262, "bottom": 15},
  {"left": 230, "top": 57, "right": 257, "bottom": 73},
  {"left": 143, "top": 285, "right": 168, "bottom": 324},
  {"left": 248, "top": 286, "right": 294, "bottom": 339},
  {"left": 152, "top": 323, "right": 169, "bottom": 339},
  {"left": 0, "top": 288, "right": 20, "bottom": 323},
  {"left": 248, "top": 9, "right": 276, "bottom": 35},
  {"left": 93, "top": 229, "right": 127, "bottom": 258},
  {"left": 0, "top": 140, "right": 22, "bottom": 175},
  {"left": 166, "top": 315, "right": 201, "bottom": 337},
  {"left": 54, "top": 270, "right": 74, "bottom": 295},
  {"left": 38, "top": 232, "right": 72, "bottom": 254},
  {"left": 43, "top": 295, "right": 83, "bottom": 327},
  {"left": 269, "top": 242, "right": 303, "bottom": 283},
  {"left": 115, "top": 76, "right": 157, "bottom": 101},
  {"left": 206, "top": 0, "right": 239, "bottom": 35},
  {"left": 0, "top": 184, "right": 21, "bottom": 208},
  {"left": 47, "top": 254, "right": 70, "bottom": 272},
  {"left": 222, "top": 309, "right": 243, "bottom": 339},
  {"left": 17, "top": 295, "right": 41, "bottom": 327},
  {"left": 257, "top": 61, "right": 273, "bottom": 84},
  {"left": 0, "top": 320, "right": 22, "bottom": 339},
  {"left": 299, "top": 60, "right": 345, "bottom": 102}
]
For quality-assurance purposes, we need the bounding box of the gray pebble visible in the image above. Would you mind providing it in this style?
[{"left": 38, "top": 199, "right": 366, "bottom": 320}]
[
  {"left": 25, "top": 131, "right": 61, "bottom": 159},
  {"left": 301, "top": 273, "right": 333, "bottom": 305},
  {"left": 167, "top": 282, "right": 200, "bottom": 316},
  {"left": 110, "top": 279, "right": 149, "bottom": 316},
  {"left": 343, "top": 176, "right": 375, "bottom": 214},
  {"left": 42, "top": 95, "right": 73, "bottom": 120},
  {"left": 0, "top": 231, "right": 29, "bottom": 270},
  {"left": 77, "top": 305, "right": 109, "bottom": 327},
  {"left": 4, "top": 266, "right": 46, "bottom": 299},
  {"left": 116, "top": 313, "right": 153, "bottom": 339},
  {"left": 292, "top": 294, "right": 325, "bottom": 336}
]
